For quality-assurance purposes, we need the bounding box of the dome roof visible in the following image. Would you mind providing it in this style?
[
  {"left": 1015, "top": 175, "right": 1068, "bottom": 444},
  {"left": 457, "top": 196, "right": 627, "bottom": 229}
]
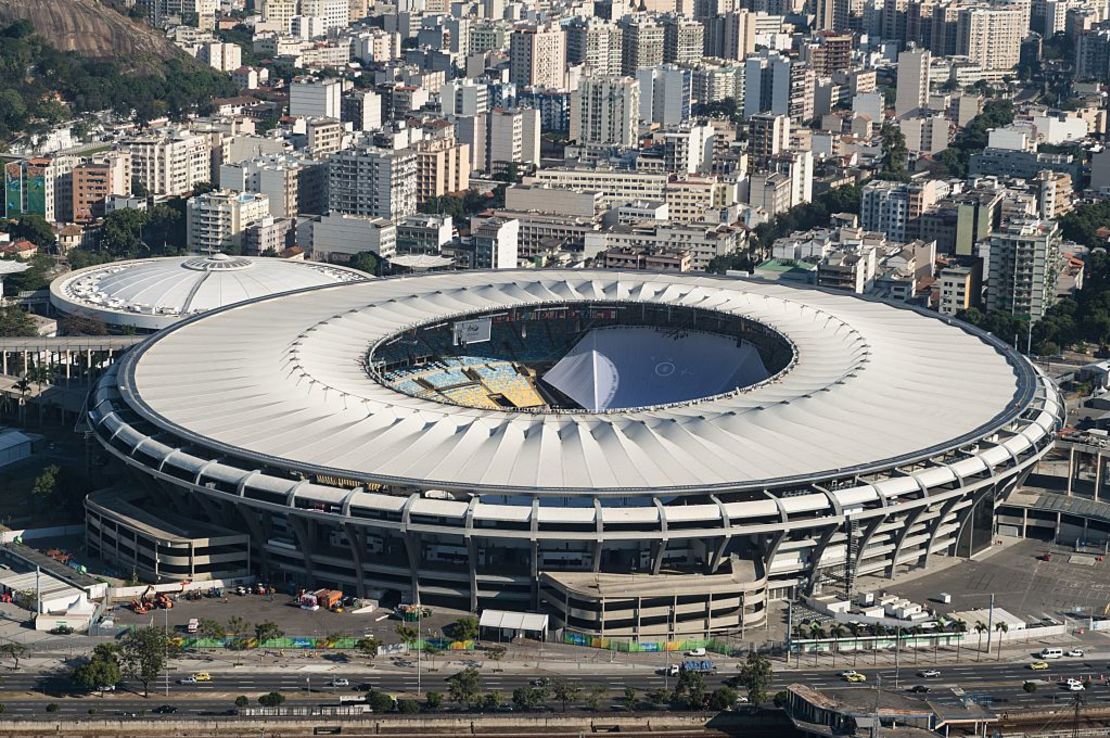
[{"left": 50, "top": 254, "right": 368, "bottom": 330}]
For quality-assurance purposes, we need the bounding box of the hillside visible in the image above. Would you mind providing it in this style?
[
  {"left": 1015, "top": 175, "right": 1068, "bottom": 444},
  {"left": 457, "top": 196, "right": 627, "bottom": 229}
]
[{"left": 0, "top": 0, "right": 180, "bottom": 61}]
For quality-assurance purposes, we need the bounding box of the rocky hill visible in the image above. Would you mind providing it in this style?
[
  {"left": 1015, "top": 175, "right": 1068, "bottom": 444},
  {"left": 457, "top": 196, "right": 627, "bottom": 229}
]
[{"left": 0, "top": 0, "right": 181, "bottom": 61}]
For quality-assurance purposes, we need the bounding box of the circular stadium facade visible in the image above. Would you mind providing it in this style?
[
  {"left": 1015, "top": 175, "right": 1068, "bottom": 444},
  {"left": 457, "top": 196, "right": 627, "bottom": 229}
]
[
  {"left": 50, "top": 253, "right": 367, "bottom": 331},
  {"left": 86, "top": 270, "right": 1064, "bottom": 638}
]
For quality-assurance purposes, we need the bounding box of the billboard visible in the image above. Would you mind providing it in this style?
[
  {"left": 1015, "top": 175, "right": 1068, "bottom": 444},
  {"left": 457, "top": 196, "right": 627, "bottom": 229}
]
[{"left": 453, "top": 317, "right": 492, "bottom": 346}]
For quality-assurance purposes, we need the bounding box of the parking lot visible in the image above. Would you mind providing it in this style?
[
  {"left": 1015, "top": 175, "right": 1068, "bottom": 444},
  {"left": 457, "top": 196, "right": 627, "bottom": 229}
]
[
  {"left": 878, "top": 538, "right": 1110, "bottom": 622},
  {"left": 108, "top": 591, "right": 470, "bottom": 643}
]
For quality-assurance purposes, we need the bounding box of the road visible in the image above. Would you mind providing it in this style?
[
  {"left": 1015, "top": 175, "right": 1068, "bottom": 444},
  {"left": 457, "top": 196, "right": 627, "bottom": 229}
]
[{"left": 1, "top": 657, "right": 1109, "bottom": 718}]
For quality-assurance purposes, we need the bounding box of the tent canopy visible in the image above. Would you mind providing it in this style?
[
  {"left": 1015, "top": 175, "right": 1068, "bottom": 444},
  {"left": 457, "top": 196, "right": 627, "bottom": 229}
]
[{"left": 479, "top": 609, "right": 550, "bottom": 633}]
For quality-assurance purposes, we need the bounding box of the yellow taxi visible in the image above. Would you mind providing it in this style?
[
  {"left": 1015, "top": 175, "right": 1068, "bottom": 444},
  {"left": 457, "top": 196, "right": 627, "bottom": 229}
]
[
  {"left": 1028, "top": 661, "right": 1049, "bottom": 671},
  {"left": 843, "top": 672, "right": 867, "bottom": 683},
  {"left": 193, "top": 672, "right": 213, "bottom": 682}
]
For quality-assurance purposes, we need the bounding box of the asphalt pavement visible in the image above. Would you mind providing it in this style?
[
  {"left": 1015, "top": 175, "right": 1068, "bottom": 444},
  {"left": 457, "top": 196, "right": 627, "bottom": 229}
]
[{"left": 3, "top": 655, "right": 1110, "bottom": 719}]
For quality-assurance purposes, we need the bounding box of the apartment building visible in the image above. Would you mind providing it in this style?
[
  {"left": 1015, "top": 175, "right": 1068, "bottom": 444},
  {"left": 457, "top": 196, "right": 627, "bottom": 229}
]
[
  {"left": 312, "top": 213, "right": 397, "bottom": 261},
  {"left": 72, "top": 153, "right": 131, "bottom": 224},
  {"left": 957, "top": 5, "right": 1024, "bottom": 76},
  {"left": 663, "top": 175, "right": 734, "bottom": 224},
  {"left": 185, "top": 190, "right": 270, "bottom": 253},
  {"left": 619, "top": 16, "right": 665, "bottom": 76},
  {"left": 895, "top": 47, "right": 931, "bottom": 117},
  {"left": 486, "top": 108, "right": 540, "bottom": 173},
  {"left": 985, "top": 218, "right": 1062, "bottom": 321},
  {"left": 527, "top": 168, "right": 668, "bottom": 208},
  {"left": 1035, "top": 169, "right": 1073, "bottom": 219},
  {"left": 570, "top": 77, "right": 640, "bottom": 147},
  {"left": 509, "top": 24, "right": 566, "bottom": 90},
  {"left": 290, "top": 77, "right": 343, "bottom": 120},
  {"left": 328, "top": 144, "right": 418, "bottom": 221},
  {"left": 124, "top": 131, "right": 211, "bottom": 197},
  {"left": 414, "top": 136, "right": 471, "bottom": 205},
  {"left": 661, "top": 15, "right": 704, "bottom": 65},
  {"left": 937, "top": 263, "right": 981, "bottom": 316}
]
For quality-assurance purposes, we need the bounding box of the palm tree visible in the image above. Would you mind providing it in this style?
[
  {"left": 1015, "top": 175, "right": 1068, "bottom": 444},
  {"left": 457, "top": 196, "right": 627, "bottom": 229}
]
[
  {"left": 829, "top": 623, "right": 846, "bottom": 667},
  {"left": 951, "top": 620, "right": 967, "bottom": 663},
  {"left": 995, "top": 622, "right": 1009, "bottom": 661},
  {"left": 810, "top": 622, "right": 824, "bottom": 664},
  {"left": 848, "top": 623, "right": 863, "bottom": 666},
  {"left": 974, "top": 622, "right": 987, "bottom": 662}
]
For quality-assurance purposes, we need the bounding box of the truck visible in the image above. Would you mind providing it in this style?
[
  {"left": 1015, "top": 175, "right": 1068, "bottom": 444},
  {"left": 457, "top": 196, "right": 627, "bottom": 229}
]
[{"left": 680, "top": 659, "right": 716, "bottom": 673}]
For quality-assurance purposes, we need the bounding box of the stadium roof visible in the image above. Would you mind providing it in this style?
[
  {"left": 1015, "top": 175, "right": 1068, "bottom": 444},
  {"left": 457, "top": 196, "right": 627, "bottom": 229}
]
[
  {"left": 49, "top": 254, "right": 367, "bottom": 330},
  {"left": 118, "top": 270, "right": 1036, "bottom": 496}
]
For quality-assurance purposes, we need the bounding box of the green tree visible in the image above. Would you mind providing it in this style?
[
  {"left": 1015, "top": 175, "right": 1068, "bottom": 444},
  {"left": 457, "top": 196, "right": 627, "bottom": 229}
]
[
  {"left": 486, "top": 645, "right": 506, "bottom": 664},
  {"left": 995, "top": 622, "right": 1009, "bottom": 660},
  {"left": 348, "top": 251, "right": 380, "bottom": 276},
  {"left": 0, "top": 306, "right": 36, "bottom": 336},
  {"left": 446, "top": 666, "right": 482, "bottom": 707},
  {"left": 481, "top": 691, "right": 503, "bottom": 711},
  {"left": 622, "top": 686, "right": 637, "bottom": 710},
  {"left": 511, "top": 685, "right": 546, "bottom": 711},
  {"left": 550, "top": 677, "right": 580, "bottom": 712},
  {"left": 196, "top": 618, "right": 225, "bottom": 639},
  {"left": 226, "top": 616, "right": 249, "bottom": 638},
  {"left": 368, "top": 689, "right": 395, "bottom": 712},
  {"left": 424, "top": 691, "right": 443, "bottom": 711},
  {"left": 30, "top": 465, "right": 59, "bottom": 508},
  {"left": 253, "top": 621, "right": 283, "bottom": 645},
  {"left": 708, "top": 686, "right": 738, "bottom": 711},
  {"left": 773, "top": 690, "right": 790, "bottom": 708},
  {"left": 878, "top": 122, "right": 909, "bottom": 180},
  {"left": 582, "top": 686, "right": 605, "bottom": 711},
  {"left": 1023, "top": 681, "right": 1037, "bottom": 693},
  {"left": 11, "top": 216, "right": 56, "bottom": 250},
  {"left": 735, "top": 651, "right": 773, "bottom": 707},
  {"left": 0, "top": 642, "right": 27, "bottom": 670},
  {"left": 119, "top": 626, "right": 181, "bottom": 697},
  {"left": 234, "top": 695, "right": 249, "bottom": 707},
  {"left": 355, "top": 635, "right": 381, "bottom": 662},
  {"left": 72, "top": 644, "right": 122, "bottom": 692},
  {"left": 450, "top": 616, "right": 479, "bottom": 641},
  {"left": 974, "top": 621, "right": 987, "bottom": 661},
  {"left": 257, "top": 691, "right": 285, "bottom": 707},
  {"left": 950, "top": 620, "right": 967, "bottom": 663},
  {"left": 672, "top": 668, "right": 706, "bottom": 709},
  {"left": 397, "top": 697, "right": 420, "bottom": 713},
  {"left": 395, "top": 624, "right": 418, "bottom": 644}
]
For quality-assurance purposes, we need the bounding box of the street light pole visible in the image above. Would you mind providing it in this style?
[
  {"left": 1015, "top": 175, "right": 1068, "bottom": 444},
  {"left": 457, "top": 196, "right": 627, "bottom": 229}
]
[
  {"left": 164, "top": 607, "right": 169, "bottom": 697},
  {"left": 416, "top": 607, "right": 422, "bottom": 697}
]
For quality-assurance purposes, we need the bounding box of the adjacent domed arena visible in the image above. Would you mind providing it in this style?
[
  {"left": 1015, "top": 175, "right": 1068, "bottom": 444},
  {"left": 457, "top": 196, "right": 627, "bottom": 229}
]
[
  {"left": 86, "top": 270, "right": 1064, "bottom": 638},
  {"left": 50, "top": 253, "right": 367, "bottom": 331}
]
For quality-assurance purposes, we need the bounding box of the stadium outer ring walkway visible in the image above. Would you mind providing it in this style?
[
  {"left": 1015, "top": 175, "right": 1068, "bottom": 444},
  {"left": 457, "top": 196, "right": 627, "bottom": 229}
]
[{"left": 84, "top": 270, "right": 1065, "bottom": 640}]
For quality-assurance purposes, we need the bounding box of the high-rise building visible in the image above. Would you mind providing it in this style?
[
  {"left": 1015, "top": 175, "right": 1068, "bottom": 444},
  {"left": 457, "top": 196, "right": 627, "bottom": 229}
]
[
  {"left": 413, "top": 135, "right": 471, "bottom": 205},
  {"left": 661, "top": 15, "right": 704, "bottom": 65},
  {"left": 937, "top": 263, "right": 981, "bottom": 316},
  {"left": 186, "top": 190, "right": 271, "bottom": 253},
  {"left": 1035, "top": 169, "right": 1073, "bottom": 219},
  {"left": 984, "top": 218, "right": 1062, "bottom": 321},
  {"left": 300, "top": 0, "right": 350, "bottom": 31},
  {"left": 565, "top": 18, "right": 624, "bottom": 76},
  {"left": 3, "top": 156, "right": 77, "bottom": 223},
  {"left": 509, "top": 24, "right": 566, "bottom": 89},
  {"left": 486, "top": 108, "right": 540, "bottom": 173},
  {"left": 219, "top": 154, "right": 307, "bottom": 220},
  {"left": 72, "top": 153, "right": 131, "bottom": 224},
  {"left": 471, "top": 216, "right": 520, "bottom": 269},
  {"left": 290, "top": 77, "right": 343, "bottom": 119},
  {"left": 807, "top": 32, "right": 853, "bottom": 77},
  {"left": 957, "top": 5, "right": 1024, "bottom": 75},
  {"left": 704, "top": 10, "right": 756, "bottom": 61},
  {"left": 328, "top": 144, "right": 418, "bottom": 221},
  {"left": 342, "top": 90, "right": 383, "bottom": 132},
  {"left": 637, "top": 65, "right": 692, "bottom": 126},
  {"left": 895, "top": 47, "right": 931, "bottom": 117},
  {"left": 618, "top": 16, "right": 665, "bottom": 76},
  {"left": 441, "top": 79, "right": 490, "bottom": 118},
  {"left": 261, "top": 0, "right": 297, "bottom": 30},
  {"left": 570, "top": 77, "right": 641, "bottom": 147},
  {"left": 748, "top": 113, "right": 791, "bottom": 168},
  {"left": 815, "top": 0, "right": 850, "bottom": 31},
  {"left": 124, "top": 131, "right": 210, "bottom": 197},
  {"left": 743, "top": 51, "right": 792, "bottom": 119}
]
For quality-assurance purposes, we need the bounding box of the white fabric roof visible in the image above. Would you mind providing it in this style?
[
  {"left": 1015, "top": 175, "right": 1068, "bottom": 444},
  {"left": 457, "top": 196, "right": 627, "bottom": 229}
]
[
  {"left": 122, "top": 270, "right": 1030, "bottom": 495},
  {"left": 479, "top": 609, "right": 549, "bottom": 632},
  {"left": 49, "top": 254, "right": 366, "bottom": 329}
]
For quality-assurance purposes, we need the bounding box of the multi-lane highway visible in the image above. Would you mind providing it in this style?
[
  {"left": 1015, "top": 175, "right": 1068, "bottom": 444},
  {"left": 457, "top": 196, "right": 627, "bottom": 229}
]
[{"left": 0, "top": 657, "right": 1107, "bottom": 718}]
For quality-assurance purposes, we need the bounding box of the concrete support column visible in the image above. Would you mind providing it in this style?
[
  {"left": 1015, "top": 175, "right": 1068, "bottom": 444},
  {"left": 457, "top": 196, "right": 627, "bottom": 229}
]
[
  {"left": 341, "top": 523, "right": 367, "bottom": 598},
  {"left": 287, "top": 516, "right": 317, "bottom": 586},
  {"left": 1096, "top": 453, "right": 1103, "bottom": 502},
  {"left": 1067, "top": 447, "right": 1075, "bottom": 496},
  {"left": 402, "top": 531, "right": 422, "bottom": 605}
]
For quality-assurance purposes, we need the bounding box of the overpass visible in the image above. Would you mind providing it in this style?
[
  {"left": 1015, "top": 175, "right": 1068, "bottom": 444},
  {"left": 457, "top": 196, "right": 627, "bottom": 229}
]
[{"left": 0, "top": 335, "right": 143, "bottom": 378}]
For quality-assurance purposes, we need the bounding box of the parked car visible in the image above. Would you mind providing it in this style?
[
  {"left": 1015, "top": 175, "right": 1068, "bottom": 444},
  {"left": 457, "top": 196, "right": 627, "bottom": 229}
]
[
  {"left": 1067, "top": 649, "right": 1085, "bottom": 657},
  {"left": 685, "top": 647, "right": 707, "bottom": 657}
]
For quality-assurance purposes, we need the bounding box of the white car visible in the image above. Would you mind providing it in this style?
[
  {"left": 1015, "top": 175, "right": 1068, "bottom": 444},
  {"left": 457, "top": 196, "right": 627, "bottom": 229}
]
[
  {"left": 97, "top": 684, "right": 117, "bottom": 692},
  {"left": 918, "top": 670, "right": 941, "bottom": 678},
  {"left": 177, "top": 676, "right": 197, "bottom": 685},
  {"left": 1067, "top": 680, "right": 1085, "bottom": 692},
  {"left": 840, "top": 670, "right": 860, "bottom": 678},
  {"left": 685, "top": 647, "right": 707, "bottom": 657},
  {"left": 1067, "top": 649, "right": 1085, "bottom": 657},
  {"left": 330, "top": 678, "right": 350, "bottom": 688}
]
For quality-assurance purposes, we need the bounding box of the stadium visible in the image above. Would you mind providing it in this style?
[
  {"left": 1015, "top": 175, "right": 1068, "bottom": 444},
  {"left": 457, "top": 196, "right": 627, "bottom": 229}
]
[{"left": 85, "top": 270, "right": 1064, "bottom": 639}]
